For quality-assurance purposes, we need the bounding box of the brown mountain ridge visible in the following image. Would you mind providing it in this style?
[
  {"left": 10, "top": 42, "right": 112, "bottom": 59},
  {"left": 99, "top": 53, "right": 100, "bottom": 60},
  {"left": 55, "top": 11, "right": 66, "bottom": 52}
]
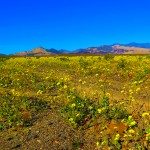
[{"left": 11, "top": 43, "right": 150, "bottom": 56}]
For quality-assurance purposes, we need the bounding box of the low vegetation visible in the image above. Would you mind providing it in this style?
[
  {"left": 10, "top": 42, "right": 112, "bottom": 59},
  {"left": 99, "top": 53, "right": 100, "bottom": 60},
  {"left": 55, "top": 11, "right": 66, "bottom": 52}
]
[{"left": 0, "top": 55, "right": 150, "bottom": 149}]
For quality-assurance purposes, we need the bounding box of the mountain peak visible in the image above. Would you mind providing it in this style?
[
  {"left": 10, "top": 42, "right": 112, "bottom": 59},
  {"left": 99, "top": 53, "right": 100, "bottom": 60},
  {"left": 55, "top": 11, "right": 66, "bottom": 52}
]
[
  {"left": 31, "top": 47, "right": 47, "bottom": 53},
  {"left": 4, "top": 42, "right": 150, "bottom": 56}
]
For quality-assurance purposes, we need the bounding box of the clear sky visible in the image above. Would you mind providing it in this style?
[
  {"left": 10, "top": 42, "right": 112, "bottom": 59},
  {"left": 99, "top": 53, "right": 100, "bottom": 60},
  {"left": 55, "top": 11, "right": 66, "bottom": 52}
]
[{"left": 0, "top": 0, "right": 150, "bottom": 54}]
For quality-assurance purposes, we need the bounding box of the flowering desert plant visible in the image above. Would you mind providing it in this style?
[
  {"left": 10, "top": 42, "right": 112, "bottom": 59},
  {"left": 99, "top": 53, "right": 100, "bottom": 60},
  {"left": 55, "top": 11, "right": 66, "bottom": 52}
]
[{"left": 0, "top": 55, "right": 149, "bottom": 149}]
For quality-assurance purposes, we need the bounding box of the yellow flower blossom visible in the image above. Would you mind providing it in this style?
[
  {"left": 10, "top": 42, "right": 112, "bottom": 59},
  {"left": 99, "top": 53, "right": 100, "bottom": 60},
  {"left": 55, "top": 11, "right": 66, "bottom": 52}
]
[
  {"left": 114, "top": 134, "right": 120, "bottom": 141},
  {"left": 130, "top": 96, "right": 135, "bottom": 102},
  {"left": 69, "top": 118, "right": 73, "bottom": 122},
  {"left": 120, "top": 102, "right": 124, "bottom": 105},
  {"left": 96, "top": 141, "right": 100, "bottom": 146},
  {"left": 100, "top": 85, "right": 104, "bottom": 88},
  {"left": 139, "top": 80, "right": 143, "bottom": 83},
  {"left": 37, "top": 90, "right": 43, "bottom": 95},
  {"left": 106, "top": 92, "right": 110, "bottom": 97},
  {"left": 99, "top": 79, "right": 102, "bottom": 82},
  {"left": 136, "top": 87, "right": 140, "bottom": 92},
  {"left": 146, "top": 133, "right": 150, "bottom": 141},
  {"left": 76, "top": 113, "right": 80, "bottom": 117},
  {"left": 45, "top": 76, "right": 49, "bottom": 80},
  {"left": 114, "top": 126, "right": 118, "bottom": 130},
  {"left": 133, "top": 81, "right": 137, "bottom": 85},
  {"left": 128, "top": 115, "right": 133, "bottom": 120},
  {"left": 79, "top": 79, "right": 82, "bottom": 82},
  {"left": 128, "top": 129, "right": 135, "bottom": 134},
  {"left": 11, "top": 89, "right": 15, "bottom": 95},
  {"left": 82, "top": 81, "right": 86, "bottom": 85},
  {"left": 95, "top": 74, "right": 99, "bottom": 77},
  {"left": 123, "top": 134, "right": 128, "bottom": 138},
  {"left": 88, "top": 106, "right": 93, "bottom": 110},
  {"left": 71, "top": 103, "right": 76, "bottom": 107},
  {"left": 129, "top": 121, "right": 136, "bottom": 127},
  {"left": 142, "top": 112, "right": 149, "bottom": 117},
  {"left": 121, "top": 90, "right": 124, "bottom": 94},
  {"left": 102, "top": 107, "right": 106, "bottom": 111},
  {"left": 109, "top": 104, "right": 113, "bottom": 107},
  {"left": 57, "top": 82, "right": 60, "bottom": 86},
  {"left": 64, "top": 85, "right": 67, "bottom": 89},
  {"left": 97, "top": 109, "right": 102, "bottom": 114}
]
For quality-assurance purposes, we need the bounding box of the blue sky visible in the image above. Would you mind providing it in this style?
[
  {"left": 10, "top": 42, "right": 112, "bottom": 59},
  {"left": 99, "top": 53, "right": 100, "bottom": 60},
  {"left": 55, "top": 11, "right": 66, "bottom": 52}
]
[{"left": 0, "top": 0, "right": 150, "bottom": 54}]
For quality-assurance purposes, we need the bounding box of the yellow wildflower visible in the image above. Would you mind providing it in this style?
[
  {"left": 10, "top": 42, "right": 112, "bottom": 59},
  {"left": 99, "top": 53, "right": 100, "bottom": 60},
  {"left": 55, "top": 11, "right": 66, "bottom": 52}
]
[
  {"left": 79, "top": 79, "right": 82, "bottom": 82},
  {"left": 109, "top": 104, "right": 113, "bottom": 107},
  {"left": 136, "top": 87, "right": 140, "bottom": 92},
  {"left": 37, "top": 90, "right": 43, "bottom": 95},
  {"left": 64, "top": 85, "right": 67, "bottom": 89},
  {"left": 133, "top": 81, "right": 137, "bottom": 85},
  {"left": 69, "top": 118, "right": 73, "bottom": 122},
  {"left": 99, "top": 79, "right": 102, "bottom": 82},
  {"left": 102, "top": 107, "right": 106, "bottom": 111},
  {"left": 88, "top": 106, "right": 93, "bottom": 110},
  {"left": 128, "top": 115, "right": 133, "bottom": 120},
  {"left": 129, "top": 121, "right": 136, "bottom": 127},
  {"left": 96, "top": 141, "right": 100, "bottom": 146},
  {"left": 97, "top": 109, "right": 102, "bottom": 114},
  {"left": 142, "top": 112, "right": 149, "bottom": 117},
  {"left": 106, "top": 92, "right": 110, "bottom": 97},
  {"left": 114, "top": 126, "right": 118, "bottom": 130},
  {"left": 76, "top": 113, "right": 80, "bottom": 117},
  {"left": 146, "top": 133, "right": 150, "bottom": 141},
  {"left": 82, "top": 81, "right": 86, "bottom": 85},
  {"left": 71, "top": 103, "right": 76, "bottom": 107},
  {"left": 100, "top": 85, "right": 104, "bottom": 88},
  {"left": 128, "top": 129, "right": 135, "bottom": 134},
  {"left": 95, "top": 74, "right": 99, "bottom": 77},
  {"left": 57, "top": 82, "right": 60, "bottom": 86},
  {"left": 139, "top": 80, "right": 143, "bottom": 83},
  {"left": 123, "top": 134, "right": 128, "bottom": 138},
  {"left": 45, "top": 76, "right": 49, "bottom": 80},
  {"left": 11, "top": 89, "right": 15, "bottom": 95},
  {"left": 120, "top": 102, "right": 124, "bottom": 105},
  {"left": 121, "top": 90, "right": 124, "bottom": 94},
  {"left": 114, "top": 134, "right": 120, "bottom": 141}
]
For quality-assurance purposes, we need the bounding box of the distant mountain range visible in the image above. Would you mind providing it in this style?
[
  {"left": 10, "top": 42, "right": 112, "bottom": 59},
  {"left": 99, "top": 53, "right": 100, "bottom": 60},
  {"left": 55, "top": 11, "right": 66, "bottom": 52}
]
[
  {"left": 1, "top": 42, "right": 150, "bottom": 56},
  {"left": 115, "top": 42, "right": 150, "bottom": 48},
  {"left": 0, "top": 53, "right": 6, "bottom": 56}
]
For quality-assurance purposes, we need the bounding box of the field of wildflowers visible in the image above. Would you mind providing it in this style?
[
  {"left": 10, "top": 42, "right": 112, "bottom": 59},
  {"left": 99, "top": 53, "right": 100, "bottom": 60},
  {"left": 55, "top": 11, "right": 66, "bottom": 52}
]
[{"left": 0, "top": 55, "right": 150, "bottom": 149}]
